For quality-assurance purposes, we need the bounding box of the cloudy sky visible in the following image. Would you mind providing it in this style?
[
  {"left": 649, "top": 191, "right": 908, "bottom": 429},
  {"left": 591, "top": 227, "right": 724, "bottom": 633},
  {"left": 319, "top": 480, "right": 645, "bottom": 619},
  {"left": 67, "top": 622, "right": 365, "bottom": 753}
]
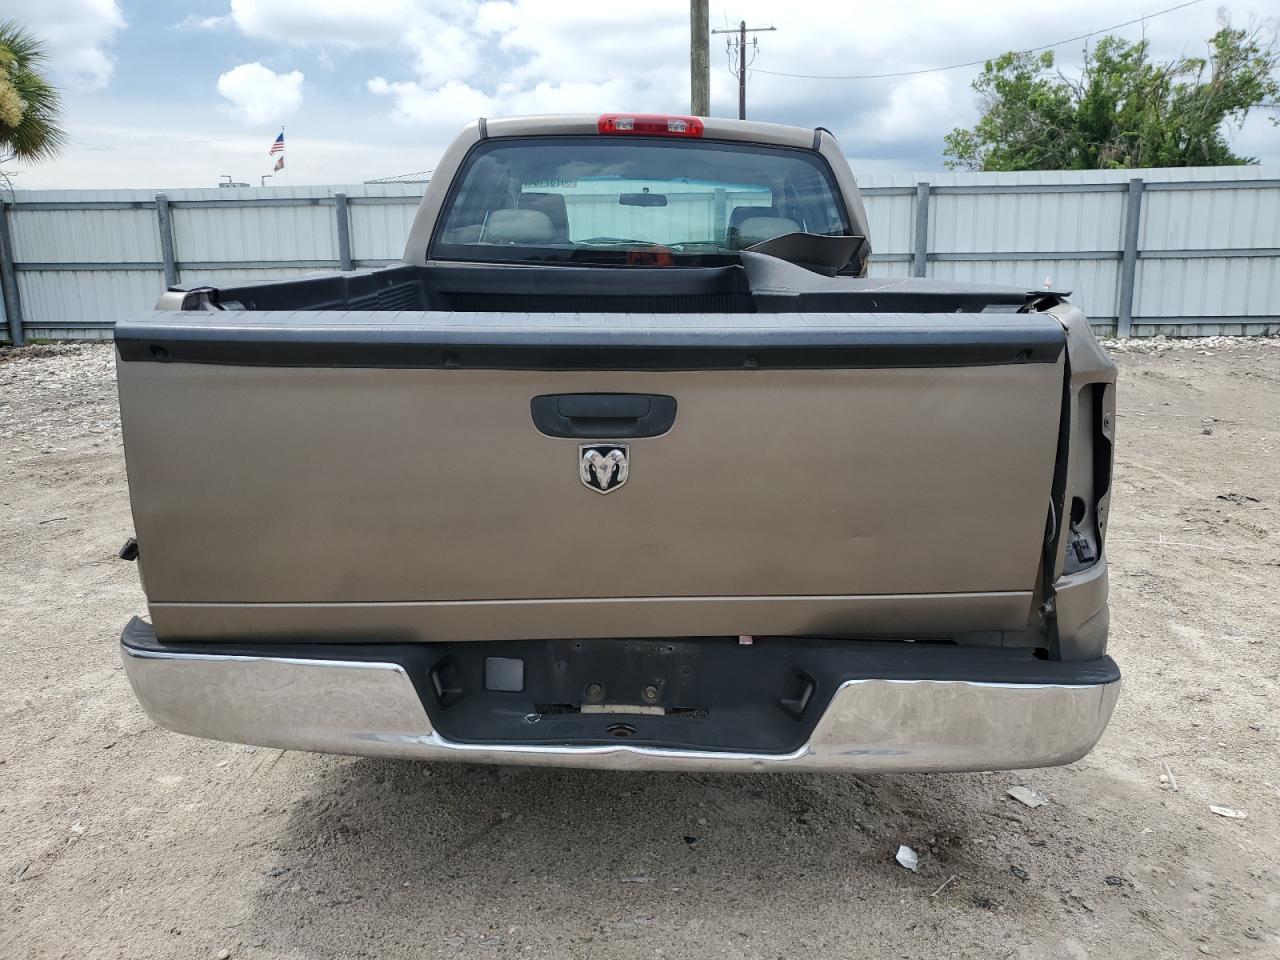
[{"left": 7, "top": 0, "right": 1279, "bottom": 190}]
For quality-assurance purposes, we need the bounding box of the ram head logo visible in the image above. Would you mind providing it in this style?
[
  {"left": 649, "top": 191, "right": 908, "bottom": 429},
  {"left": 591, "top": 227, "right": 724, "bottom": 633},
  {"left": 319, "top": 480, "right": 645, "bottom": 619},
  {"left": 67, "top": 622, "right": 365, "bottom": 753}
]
[{"left": 579, "top": 444, "right": 630, "bottom": 495}]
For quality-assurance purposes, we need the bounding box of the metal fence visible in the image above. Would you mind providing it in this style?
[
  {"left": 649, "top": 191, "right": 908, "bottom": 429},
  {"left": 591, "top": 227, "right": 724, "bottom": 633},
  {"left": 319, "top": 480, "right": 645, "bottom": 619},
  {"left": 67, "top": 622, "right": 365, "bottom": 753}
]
[{"left": 2, "top": 165, "right": 1278, "bottom": 344}]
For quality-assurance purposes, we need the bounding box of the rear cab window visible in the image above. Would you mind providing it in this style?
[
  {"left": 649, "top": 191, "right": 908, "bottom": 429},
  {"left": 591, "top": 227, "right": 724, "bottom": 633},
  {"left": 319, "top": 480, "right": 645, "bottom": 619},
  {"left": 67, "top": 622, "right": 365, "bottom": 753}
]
[{"left": 431, "top": 136, "right": 851, "bottom": 267}]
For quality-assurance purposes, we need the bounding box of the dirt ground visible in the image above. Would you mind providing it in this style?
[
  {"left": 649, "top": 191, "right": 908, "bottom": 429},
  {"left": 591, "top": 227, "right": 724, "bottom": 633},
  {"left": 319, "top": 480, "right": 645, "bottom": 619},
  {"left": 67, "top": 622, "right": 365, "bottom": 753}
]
[{"left": 1, "top": 338, "right": 1277, "bottom": 960}]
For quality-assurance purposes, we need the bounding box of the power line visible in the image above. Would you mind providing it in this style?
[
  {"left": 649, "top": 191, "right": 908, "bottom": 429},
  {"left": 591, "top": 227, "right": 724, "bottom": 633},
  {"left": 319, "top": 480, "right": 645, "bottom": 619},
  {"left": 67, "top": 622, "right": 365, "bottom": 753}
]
[
  {"left": 750, "top": 0, "right": 1205, "bottom": 81},
  {"left": 712, "top": 20, "right": 776, "bottom": 118}
]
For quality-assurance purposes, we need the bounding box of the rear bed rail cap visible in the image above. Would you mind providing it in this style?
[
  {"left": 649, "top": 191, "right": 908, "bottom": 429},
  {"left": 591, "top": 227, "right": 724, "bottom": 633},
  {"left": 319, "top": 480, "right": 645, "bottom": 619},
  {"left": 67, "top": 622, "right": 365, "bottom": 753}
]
[{"left": 115, "top": 310, "right": 1065, "bottom": 370}]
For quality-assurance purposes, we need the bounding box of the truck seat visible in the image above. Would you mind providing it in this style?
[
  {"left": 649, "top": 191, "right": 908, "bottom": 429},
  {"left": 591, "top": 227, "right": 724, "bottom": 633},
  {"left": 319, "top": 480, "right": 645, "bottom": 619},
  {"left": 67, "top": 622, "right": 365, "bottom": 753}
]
[
  {"left": 517, "top": 192, "right": 570, "bottom": 243},
  {"left": 480, "top": 209, "right": 555, "bottom": 245},
  {"left": 730, "top": 211, "right": 801, "bottom": 248}
]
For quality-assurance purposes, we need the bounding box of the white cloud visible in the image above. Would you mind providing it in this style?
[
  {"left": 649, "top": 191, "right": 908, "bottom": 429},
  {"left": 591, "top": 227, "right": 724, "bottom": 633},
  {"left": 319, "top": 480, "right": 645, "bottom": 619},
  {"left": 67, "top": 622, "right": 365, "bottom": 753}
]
[
  {"left": 350, "top": 1, "right": 692, "bottom": 130},
  {"left": 368, "top": 77, "right": 494, "bottom": 128},
  {"left": 498, "top": 79, "right": 642, "bottom": 116},
  {"left": 368, "top": 73, "right": 651, "bottom": 126},
  {"left": 229, "top": 0, "right": 428, "bottom": 48},
  {"left": 852, "top": 73, "right": 962, "bottom": 146},
  {"left": 4, "top": 0, "right": 125, "bottom": 90},
  {"left": 217, "top": 62, "right": 305, "bottom": 126},
  {"left": 405, "top": 22, "right": 483, "bottom": 88},
  {"left": 178, "top": 14, "right": 232, "bottom": 31},
  {"left": 483, "top": 1, "right": 687, "bottom": 88},
  {"left": 228, "top": 0, "right": 485, "bottom": 86}
]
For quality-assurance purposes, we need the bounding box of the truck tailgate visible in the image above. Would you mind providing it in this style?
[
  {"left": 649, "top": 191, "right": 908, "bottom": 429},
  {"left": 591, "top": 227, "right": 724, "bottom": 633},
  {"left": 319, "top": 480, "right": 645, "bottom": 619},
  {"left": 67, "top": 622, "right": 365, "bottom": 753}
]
[{"left": 116, "top": 310, "right": 1066, "bottom": 642}]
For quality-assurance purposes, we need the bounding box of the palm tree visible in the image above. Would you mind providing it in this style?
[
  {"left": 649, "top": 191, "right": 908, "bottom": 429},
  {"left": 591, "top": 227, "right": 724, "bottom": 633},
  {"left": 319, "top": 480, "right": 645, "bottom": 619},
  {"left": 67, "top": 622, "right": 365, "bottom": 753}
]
[{"left": 0, "top": 21, "right": 66, "bottom": 165}]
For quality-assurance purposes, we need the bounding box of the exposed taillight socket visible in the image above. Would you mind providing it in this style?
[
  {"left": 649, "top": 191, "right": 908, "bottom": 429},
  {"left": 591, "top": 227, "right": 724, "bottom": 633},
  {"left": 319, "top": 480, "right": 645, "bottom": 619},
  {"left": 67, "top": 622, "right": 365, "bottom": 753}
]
[{"left": 598, "top": 114, "right": 704, "bottom": 137}]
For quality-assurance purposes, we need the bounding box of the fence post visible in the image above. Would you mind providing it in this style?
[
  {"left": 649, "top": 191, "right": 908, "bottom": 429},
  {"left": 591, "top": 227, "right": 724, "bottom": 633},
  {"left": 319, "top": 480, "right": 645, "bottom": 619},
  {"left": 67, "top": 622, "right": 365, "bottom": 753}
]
[
  {"left": 1117, "top": 177, "right": 1144, "bottom": 338},
  {"left": 912, "top": 181, "right": 930, "bottom": 278},
  {"left": 334, "top": 193, "right": 353, "bottom": 271},
  {"left": 0, "top": 201, "right": 23, "bottom": 347},
  {"left": 154, "top": 194, "right": 178, "bottom": 288}
]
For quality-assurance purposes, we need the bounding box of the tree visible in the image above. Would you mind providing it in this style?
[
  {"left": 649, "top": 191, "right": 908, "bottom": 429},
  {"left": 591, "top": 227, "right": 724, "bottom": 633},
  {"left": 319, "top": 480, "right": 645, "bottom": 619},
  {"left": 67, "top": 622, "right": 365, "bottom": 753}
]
[
  {"left": 0, "top": 21, "right": 66, "bottom": 172},
  {"left": 944, "top": 22, "right": 1279, "bottom": 171}
]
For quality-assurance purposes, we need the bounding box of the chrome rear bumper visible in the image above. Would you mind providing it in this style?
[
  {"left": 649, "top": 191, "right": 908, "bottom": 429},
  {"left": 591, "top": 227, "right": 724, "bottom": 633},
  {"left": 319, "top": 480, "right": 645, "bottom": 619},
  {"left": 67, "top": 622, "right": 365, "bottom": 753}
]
[{"left": 121, "top": 628, "right": 1120, "bottom": 774}]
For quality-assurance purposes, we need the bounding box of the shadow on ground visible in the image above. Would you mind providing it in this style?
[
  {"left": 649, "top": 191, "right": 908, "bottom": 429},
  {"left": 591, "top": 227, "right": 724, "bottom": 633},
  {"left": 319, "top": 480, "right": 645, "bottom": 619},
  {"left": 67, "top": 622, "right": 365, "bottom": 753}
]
[{"left": 238, "top": 757, "right": 1114, "bottom": 957}]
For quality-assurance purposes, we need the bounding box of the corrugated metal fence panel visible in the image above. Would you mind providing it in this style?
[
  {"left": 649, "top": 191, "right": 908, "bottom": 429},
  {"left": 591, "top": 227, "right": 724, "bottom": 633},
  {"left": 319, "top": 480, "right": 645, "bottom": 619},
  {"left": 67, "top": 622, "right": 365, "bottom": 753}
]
[
  {"left": 920, "top": 185, "right": 1127, "bottom": 320},
  {"left": 9, "top": 206, "right": 161, "bottom": 263},
  {"left": 1135, "top": 257, "right": 1280, "bottom": 321},
  {"left": 868, "top": 259, "right": 912, "bottom": 280},
  {"left": 1142, "top": 181, "right": 1280, "bottom": 250},
  {"left": 1133, "top": 179, "right": 1280, "bottom": 323},
  {"left": 929, "top": 189, "right": 1126, "bottom": 253},
  {"left": 172, "top": 203, "right": 337, "bottom": 265},
  {"left": 3, "top": 168, "right": 1279, "bottom": 342},
  {"left": 16, "top": 268, "right": 164, "bottom": 331},
  {"left": 862, "top": 192, "right": 915, "bottom": 256},
  {"left": 350, "top": 200, "right": 420, "bottom": 262},
  {"left": 858, "top": 166, "right": 1279, "bottom": 333}
]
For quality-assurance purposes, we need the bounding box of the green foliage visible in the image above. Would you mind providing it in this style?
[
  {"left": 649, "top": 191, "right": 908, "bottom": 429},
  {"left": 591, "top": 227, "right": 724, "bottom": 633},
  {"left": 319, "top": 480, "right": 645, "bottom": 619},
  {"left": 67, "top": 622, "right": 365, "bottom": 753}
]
[
  {"left": 0, "top": 20, "right": 66, "bottom": 165},
  {"left": 944, "top": 22, "right": 1280, "bottom": 171}
]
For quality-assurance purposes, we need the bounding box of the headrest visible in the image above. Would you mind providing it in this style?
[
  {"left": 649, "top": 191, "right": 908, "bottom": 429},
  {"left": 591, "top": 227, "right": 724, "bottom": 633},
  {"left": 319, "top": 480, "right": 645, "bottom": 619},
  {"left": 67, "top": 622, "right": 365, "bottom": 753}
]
[
  {"left": 729, "top": 204, "right": 781, "bottom": 229},
  {"left": 518, "top": 192, "right": 569, "bottom": 239},
  {"left": 481, "top": 209, "right": 555, "bottom": 244},
  {"left": 734, "top": 216, "right": 801, "bottom": 248}
]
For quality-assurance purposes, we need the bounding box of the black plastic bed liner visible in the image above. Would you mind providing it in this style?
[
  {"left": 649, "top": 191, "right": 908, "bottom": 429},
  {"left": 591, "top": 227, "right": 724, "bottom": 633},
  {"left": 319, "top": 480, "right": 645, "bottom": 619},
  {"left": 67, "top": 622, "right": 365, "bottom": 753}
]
[
  {"left": 116, "top": 252, "right": 1071, "bottom": 370},
  {"left": 147, "top": 255, "right": 1055, "bottom": 317},
  {"left": 122, "top": 618, "right": 1119, "bottom": 755}
]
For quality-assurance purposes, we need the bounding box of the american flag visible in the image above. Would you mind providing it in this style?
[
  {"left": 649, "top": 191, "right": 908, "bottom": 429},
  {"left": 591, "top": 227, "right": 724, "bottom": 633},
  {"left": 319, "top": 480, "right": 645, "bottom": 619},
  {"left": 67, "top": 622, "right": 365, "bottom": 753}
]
[{"left": 268, "top": 130, "right": 285, "bottom": 171}]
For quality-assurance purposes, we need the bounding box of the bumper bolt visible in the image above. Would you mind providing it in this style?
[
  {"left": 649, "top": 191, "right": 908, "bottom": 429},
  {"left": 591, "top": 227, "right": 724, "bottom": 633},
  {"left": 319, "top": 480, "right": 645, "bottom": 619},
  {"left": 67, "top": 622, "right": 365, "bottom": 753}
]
[
  {"left": 585, "top": 682, "right": 604, "bottom": 701},
  {"left": 642, "top": 684, "right": 659, "bottom": 702}
]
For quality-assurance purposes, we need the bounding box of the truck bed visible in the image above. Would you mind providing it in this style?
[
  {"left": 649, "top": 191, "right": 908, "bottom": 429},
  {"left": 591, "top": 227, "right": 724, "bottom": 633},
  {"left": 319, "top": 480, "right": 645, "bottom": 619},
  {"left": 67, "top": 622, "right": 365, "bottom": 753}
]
[{"left": 157, "top": 253, "right": 1047, "bottom": 318}]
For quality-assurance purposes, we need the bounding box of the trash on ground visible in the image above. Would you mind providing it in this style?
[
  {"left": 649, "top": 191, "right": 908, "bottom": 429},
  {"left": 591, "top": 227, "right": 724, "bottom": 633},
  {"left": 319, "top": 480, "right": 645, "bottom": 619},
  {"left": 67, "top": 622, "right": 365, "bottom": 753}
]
[
  {"left": 1011, "top": 866, "right": 1029, "bottom": 881},
  {"left": 1162, "top": 760, "right": 1178, "bottom": 791},
  {"left": 895, "top": 844, "right": 919, "bottom": 873},
  {"left": 1209, "top": 805, "right": 1247, "bottom": 819},
  {"left": 930, "top": 874, "right": 958, "bottom": 898},
  {"left": 1006, "top": 785, "right": 1049, "bottom": 808},
  {"left": 1216, "top": 492, "right": 1259, "bottom": 504}
]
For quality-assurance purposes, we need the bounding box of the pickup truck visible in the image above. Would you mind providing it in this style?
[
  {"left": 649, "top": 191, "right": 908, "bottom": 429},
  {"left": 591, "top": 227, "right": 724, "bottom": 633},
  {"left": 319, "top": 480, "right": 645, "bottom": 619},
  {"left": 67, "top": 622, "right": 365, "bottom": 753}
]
[{"left": 115, "top": 113, "right": 1120, "bottom": 773}]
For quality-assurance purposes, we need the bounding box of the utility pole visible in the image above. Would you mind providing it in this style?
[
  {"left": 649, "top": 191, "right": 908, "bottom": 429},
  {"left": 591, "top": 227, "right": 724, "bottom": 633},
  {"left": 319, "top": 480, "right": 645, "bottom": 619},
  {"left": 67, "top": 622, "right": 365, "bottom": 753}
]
[
  {"left": 712, "top": 20, "right": 775, "bottom": 120},
  {"left": 690, "top": 0, "right": 709, "bottom": 116}
]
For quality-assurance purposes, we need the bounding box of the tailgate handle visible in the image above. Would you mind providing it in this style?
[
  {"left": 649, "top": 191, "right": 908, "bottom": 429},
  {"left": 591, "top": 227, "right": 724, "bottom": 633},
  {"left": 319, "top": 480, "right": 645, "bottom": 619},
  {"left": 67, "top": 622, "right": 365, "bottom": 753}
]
[{"left": 531, "top": 394, "right": 677, "bottom": 439}]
